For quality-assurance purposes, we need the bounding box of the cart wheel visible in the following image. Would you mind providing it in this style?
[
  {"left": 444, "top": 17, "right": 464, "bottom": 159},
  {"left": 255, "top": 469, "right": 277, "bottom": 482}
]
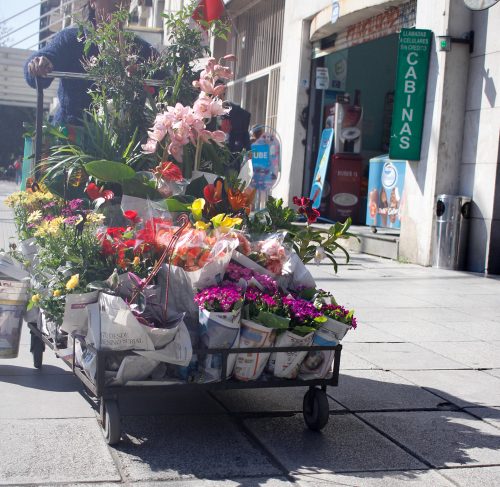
[
  {"left": 303, "top": 388, "right": 329, "bottom": 431},
  {"left": 101, "top": 399, "right": 121, "bottom": 445},
  {"left": 371, "top": 226, "right": 378, "bottom": 234},
  {"left": 30, "top": 334, "right": 44, "bottom": 369}
]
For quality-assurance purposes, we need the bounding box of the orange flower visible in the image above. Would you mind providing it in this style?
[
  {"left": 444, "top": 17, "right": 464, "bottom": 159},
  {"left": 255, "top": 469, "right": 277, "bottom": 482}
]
[{"left": 227, "top": 187, "right": 255, "bottom": 215}]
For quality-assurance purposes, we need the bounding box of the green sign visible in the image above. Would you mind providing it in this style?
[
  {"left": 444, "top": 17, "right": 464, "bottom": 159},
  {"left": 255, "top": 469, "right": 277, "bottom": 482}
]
[{"left": 389, "top": 28, "right": 432, "bottom": 161}]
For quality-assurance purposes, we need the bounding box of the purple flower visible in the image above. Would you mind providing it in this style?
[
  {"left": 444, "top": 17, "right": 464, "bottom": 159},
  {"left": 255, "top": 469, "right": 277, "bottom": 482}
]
[
  {"left": 68, "top": 199, "right": 84, "bottom": 211},
  {"left": 64, "top": 215, "right": 80, "bottom": 226},
  {"left": 321, "top": 304, "right": 357, "bottom": 329},
  {"left": 194, "top": 283, "right": 243, "bottom": 312},
  {"left": 43, "top": 201, "right": 57, "bottom": 209}
]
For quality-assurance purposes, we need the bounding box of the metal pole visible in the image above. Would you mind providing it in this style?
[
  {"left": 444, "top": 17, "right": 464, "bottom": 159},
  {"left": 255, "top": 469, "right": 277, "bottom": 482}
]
[{"left": 34, "top": 77, "right": 44, "bottom": 176}]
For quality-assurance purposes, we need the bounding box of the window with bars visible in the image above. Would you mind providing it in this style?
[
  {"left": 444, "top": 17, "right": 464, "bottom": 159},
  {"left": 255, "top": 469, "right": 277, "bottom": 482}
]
[{"left": 215, "top": 0, "right": 285, "bottom": 130}]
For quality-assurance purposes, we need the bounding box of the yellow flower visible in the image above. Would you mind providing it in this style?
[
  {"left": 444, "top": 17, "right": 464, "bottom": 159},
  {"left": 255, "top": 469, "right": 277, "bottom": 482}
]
[
  {"left": 31, "top": 294, "right": 41, "bottom": 304},
  {"left": 27, "top": 210, "right": 42, "bottom": 224},
  {"left": 86, "top": 213, "right": 106, "bottom": 224},
  {"left": 189, "top": 198, "right": 205, "bottom": 221},
  {"left": 65, "top": 274, "right": 80, "bottom": 291},
  {"left": 132, "top": 256, "right": 140, "bottom": 266},
  {"left": 194, "top": 220, "right": 211, "bottom": 230},
  {"left": 53, "top": 289, "right": 62, "bottom": 297},
  {"left": 211, "top": 214, "right": 243, "bottom": 231}
]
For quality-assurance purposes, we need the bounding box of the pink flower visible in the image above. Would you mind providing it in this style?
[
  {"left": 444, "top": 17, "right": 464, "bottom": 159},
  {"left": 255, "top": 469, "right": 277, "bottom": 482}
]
[
  {"left": 141, "top": 138, "right": 157, "bottom": 154},
  {"left": 210, "top": 130, "right": 227, "bottom": 145},
  {"left": 168, "top": 142, "right": 184, "bottom": 162}
]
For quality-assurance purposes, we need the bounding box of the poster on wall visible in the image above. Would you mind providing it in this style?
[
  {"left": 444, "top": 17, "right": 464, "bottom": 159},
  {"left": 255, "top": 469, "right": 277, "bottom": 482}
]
[
  {"left": 366, "top": 155, "right": 406, "bottom": 229},
  {"left": 310, "top": 128, "right": 334, "bottom": 209},
  {"left": 389, "top": 28, "right": 432, "bottom": 160}
]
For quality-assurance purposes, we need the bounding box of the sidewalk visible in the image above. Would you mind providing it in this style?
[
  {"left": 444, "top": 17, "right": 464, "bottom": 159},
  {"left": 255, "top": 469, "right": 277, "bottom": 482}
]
[{"left": 1, "top": 179, "right": 500, "bottom": 486}]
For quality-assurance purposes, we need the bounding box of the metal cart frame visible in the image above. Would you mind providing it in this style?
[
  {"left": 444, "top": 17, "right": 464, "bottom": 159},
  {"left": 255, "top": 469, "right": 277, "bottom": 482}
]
[{"left": 28, "top": 320, "right": 342, "bottom": 444}]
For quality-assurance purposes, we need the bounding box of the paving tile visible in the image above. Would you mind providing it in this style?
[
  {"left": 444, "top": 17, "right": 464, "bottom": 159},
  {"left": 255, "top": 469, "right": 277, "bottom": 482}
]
[
  {"left": 0, "top": 373, "right": 95, "bottom": 419},
  {"left": 113, "top": 415, "right": 280, "bottom": 481},
  {"left": 369, "top": 321, "right": 470, "bottom": 342},
  {"left": 213, "top": 386, "right": 344, "bottom": 413},
  {"left": 245, "top": 414, "right": 425, "bottom": 474},
  {"left": 416, "top": 341, "right": 500, "bottom": 368},
  {"left": 333, "top": 370, "right": 443, "bottom": 410},
  {"left": 484, "top": 369, "right": 500, "bottom": 379},
  {"left": 436, "top": 321, "right": 500, "bottom": 341},
  {"left": 296, "top": 469, "right": 453, "bottom": 486},
  {"left": 360, "top": 411, "right": 500, "bottom": 468},
  {"left": 354, "top": 307, "right": 465, "bottom": 324},
  {"left": 346, "top": 343, "right": 467, "bottom": 370},
  {"left": 342, "top": 323, "right": 401, "bottom": 343},
  {"left": 395, "top": 369, "right": 500, "bottom": 407},
  {"left": 118, "top": 389, "right": 225, "bottom": 416},
  {"left": 60, "top": 479, "right": 298, "bottom": 487},
  {"left": 340, "top": 350, "right": 381, "bottom": 370},
  {"left": 0, "top": 418, "right": 120, "bottom": 484},
  {"left": 438, "top": 466, "right": 500, "bottom": 487},
  {"left": 464, "top": 407, "right": 500, "bottom": 430}
]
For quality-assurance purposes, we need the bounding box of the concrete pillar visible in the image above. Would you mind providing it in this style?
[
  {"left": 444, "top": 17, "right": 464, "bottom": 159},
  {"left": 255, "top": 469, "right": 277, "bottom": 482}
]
[
  {"left": 399, "top": 0, "right": 472, "bottom": 266},
  {"left": 273, "top": 1, "right": 331, "bottom": 205}
]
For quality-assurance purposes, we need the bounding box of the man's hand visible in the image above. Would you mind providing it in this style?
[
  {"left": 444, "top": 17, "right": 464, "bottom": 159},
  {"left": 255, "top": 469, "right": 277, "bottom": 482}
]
[{"left": 28, "top": 56, "right": 54, "bottom": 77}]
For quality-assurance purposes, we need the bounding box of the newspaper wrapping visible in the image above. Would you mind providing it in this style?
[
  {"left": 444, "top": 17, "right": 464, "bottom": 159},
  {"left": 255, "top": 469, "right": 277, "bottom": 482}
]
[
  {"left": 267, "top": 330, "right": 314, "bottom": 379},
  {"left": 299, "top": 319, "right": 339, "bottom": 380},
  {"left": 198, "top": 307, "right": 241, "bottom": 382},
  {"left": 0, "top": 280, "right": 28, "bottom": 358},
  {"left": 234, "top": 319, "right": 276, "bottom": 381}
]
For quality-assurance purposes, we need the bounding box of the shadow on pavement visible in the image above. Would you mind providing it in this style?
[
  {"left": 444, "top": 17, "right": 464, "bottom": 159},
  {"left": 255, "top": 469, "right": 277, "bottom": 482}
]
[{"left": 103, "top": 374, "right": 500, "bottom": 483}]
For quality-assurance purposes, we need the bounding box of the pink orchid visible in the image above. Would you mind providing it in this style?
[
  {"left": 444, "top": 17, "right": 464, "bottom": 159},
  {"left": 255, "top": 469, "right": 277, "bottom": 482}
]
[{"left": 141, "top": 138, "right": 158, "bottom": 154}]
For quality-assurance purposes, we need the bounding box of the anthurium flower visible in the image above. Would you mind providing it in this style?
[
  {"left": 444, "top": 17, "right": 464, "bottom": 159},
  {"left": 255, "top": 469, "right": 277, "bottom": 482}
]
[
  {"left": 189, "top": 198, "right": 205, "bottom": 221},
  {"left": 194, "top": 220, "right": 210, "bottom": 230},
  {"left": 65, "top": 274, "right": 80, "bottom": 290},
  {"left": 124, "top": 210, "right": 139, "bottom": 223},
  {"left": 152, "top": 161, "right": 184, "bottom": 182},
  {"left": 211, "top": 213, "right": 242, "bottom": 230},
  {"left": 86, "top": 183, "right": 114, "bottom": 201},
  {"left": 203, "top": 180, "right": 223, "bottom": 204}
]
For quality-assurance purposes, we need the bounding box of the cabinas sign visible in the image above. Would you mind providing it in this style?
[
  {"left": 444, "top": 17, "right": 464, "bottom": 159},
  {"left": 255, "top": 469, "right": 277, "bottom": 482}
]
[{"left": 389, "top": 28, "right": 432, "bottom": 161}]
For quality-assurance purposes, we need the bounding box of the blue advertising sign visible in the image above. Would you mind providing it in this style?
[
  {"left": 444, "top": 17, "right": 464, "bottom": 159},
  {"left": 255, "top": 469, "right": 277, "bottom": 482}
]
[
  {"left": 251, "top": 143, "right": 272, "bottom": 190},
  {"left": 366, "top": 155, "right": 406, "bottom": 229},
  {"left": 310, "top": 128, "right": 334, "bottom": 209}
]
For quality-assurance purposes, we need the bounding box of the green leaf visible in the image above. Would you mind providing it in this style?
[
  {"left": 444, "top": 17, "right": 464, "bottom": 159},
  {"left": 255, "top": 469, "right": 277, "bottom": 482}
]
[
  {"left": 255, "top": 311, "right": 290, "bottom": 330},
  {"left": 292, "top": 325, "right": 316, "bottom": 336},
  {"left": 84, "top": 160, "right": 136, "bottom": 182},
  {"left": 164, "top": 196, "right": 195, "bottom": 212}
]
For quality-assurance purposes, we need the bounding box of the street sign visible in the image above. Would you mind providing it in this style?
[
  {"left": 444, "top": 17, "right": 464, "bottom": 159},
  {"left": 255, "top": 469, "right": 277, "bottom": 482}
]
[{"left": 389, "top": 28, "right": 432, "bottom": 161}]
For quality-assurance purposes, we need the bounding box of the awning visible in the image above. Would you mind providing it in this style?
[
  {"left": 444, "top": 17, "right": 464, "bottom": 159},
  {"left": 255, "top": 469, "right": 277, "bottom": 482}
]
[{"left": 311, "top": 0, "right": 416, "bottom": 57}]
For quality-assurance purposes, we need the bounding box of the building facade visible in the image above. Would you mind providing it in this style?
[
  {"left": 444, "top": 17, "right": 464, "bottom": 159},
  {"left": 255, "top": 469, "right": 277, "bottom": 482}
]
[{"left": 221, "top": 0, "right": 499, "bottom": 274}]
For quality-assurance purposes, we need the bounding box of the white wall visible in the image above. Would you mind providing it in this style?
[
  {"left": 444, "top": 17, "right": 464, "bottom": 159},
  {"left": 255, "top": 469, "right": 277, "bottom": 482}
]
[
  {"left": 399, "top": 0, "right": 473, "bottom": 266},
  {"left": 273, "top": 0, "right": 331, "bottom": 204},
  {"left": 459, "top": 5, "right": 500, "bottom": 272}
]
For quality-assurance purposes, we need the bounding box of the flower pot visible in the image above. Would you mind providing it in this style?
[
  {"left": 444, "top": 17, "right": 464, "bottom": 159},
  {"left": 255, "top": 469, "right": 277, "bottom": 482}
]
[
  {"left": 234, "top": 319, "right": 276, "bottom": 381},
  {"left": 324, "top": 316, "right": 351, "bottom": 340},
  {"left": 299, "top": 319, "right": 340, "bottom": 380},
  {"left": 268, "top": 330, "right": 314, "bottom": 379},
  {"left": 198, "top": 307, "right": 241, "bottom": 382},
  {"left": 61, "top": 291, "right": 100, "bottom": 335}
]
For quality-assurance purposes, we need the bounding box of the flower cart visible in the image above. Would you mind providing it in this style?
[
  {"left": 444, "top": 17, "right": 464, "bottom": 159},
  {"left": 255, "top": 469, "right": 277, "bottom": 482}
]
[{"left": 8, "top": 5, "right": 359, "bottom": 445}]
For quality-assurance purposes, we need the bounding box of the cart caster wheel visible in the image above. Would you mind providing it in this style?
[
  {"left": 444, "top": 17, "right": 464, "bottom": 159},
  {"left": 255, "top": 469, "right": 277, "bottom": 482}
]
[
  {"left": 371, "top": 226, "right": 378, "bottom": 234},
  {"left": 30, "top": 334, "right": 44, "bottom": 369},
  {"left": 303, "top": 388, "right": 329, "bottom": 431},
  {"left": 101, "top": 399, "right": 121, "bottom": 445}
]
